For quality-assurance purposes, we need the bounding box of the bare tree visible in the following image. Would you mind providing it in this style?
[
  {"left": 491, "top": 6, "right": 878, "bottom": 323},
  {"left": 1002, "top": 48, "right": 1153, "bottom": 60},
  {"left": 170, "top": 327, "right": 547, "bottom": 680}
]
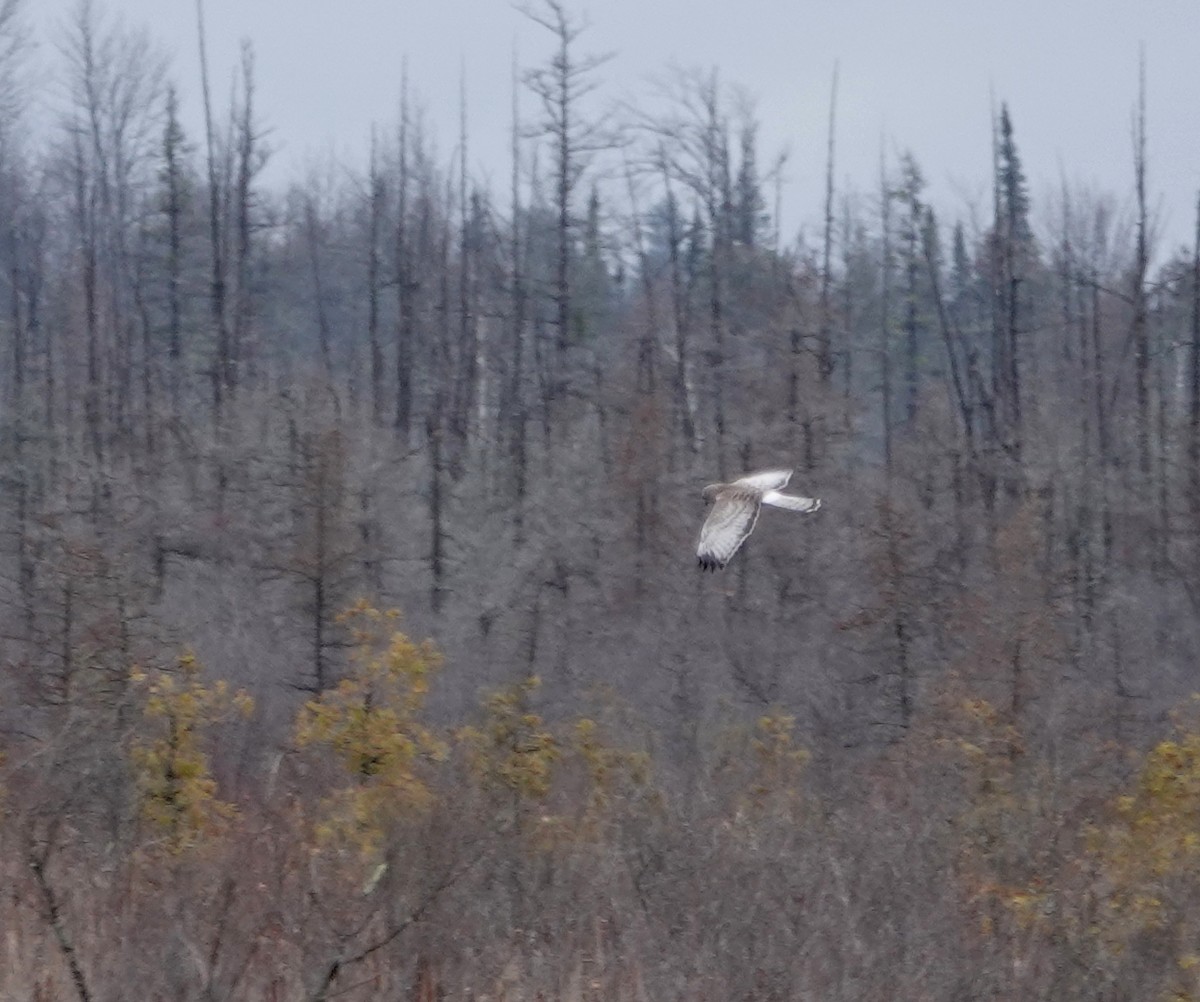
[
  {"left": 365, "top": 128, "right": 386, "bottom": 424},
  {"left": 196, "top": 0, "right": 230, "bottom": 420},
  {"left": 817, "top": 61, "right": 838, "bottom": 387},
  {"left": 990, "top": 104, "right": 1032, "bottom": 499},
  {"left": 635, "top": 69, "right": 747, "bottom": 472},
  {"left": 1131, "top": 50, "right": 1150, "bottom": 482},
  {"left": 894, "top": 153, "right": 925, "bottom": 425},
  {"left": 59, "top": 0, "right": 166, "bottom": 464},
  {"left": 301, "top": 183, "right": 336, "bottom": 387},
  {"left": 394, "top": 65, "right": 416, "bottom": 438},
  {"left": 158, "top": 84, "right": 188, "bottom": 416},
  {"left": 230, "top": 42, "right": 267, "bottom": 392},
  {"left": 268, "top": 423, "right": 361, "bottom": 693},
  {"left": 879, "top": 146, "right": 894, "bottom": 479},
  {"left": 519, "top": 0, "right": 612, "bottom": 377},
  {"left": 499, "top": 47, "right": 531, "bottom": 528}
]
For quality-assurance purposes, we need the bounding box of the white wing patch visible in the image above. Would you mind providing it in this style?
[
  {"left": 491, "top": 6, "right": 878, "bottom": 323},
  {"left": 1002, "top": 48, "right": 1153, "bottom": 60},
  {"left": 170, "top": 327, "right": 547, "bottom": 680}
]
[
  {"left": 732, "top": 469, "right": 792, "bottom": 492},
  {"left": 761, "top": 490, "right": 820, "bottom": 513}
]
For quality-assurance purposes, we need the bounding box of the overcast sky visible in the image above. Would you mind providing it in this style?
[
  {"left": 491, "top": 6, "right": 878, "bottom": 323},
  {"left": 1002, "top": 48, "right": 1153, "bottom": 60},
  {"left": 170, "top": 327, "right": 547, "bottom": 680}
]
[{"left": 28, "top": 1, "right": 1200, "bottom": 256}]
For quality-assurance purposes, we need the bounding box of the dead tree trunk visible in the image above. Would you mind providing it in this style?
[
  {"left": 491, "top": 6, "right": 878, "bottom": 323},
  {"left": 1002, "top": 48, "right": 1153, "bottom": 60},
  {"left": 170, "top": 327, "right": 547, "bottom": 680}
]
[
  {"left": 817, "top": 61, "right": 838, "bottom": 387},
  {"left": 196, "top": 0, "right": 230, "bottom": 422},
  {"left": 879, "top": 150, "right": 894, "bottom": 480},
  {"left": 162, "top": 85, "right": 186, "bottom": 416},
  {"left": 503, "top": 56, "right": 530, "bottom": 535},
  {"left": 394, "top": 70, "right": 415, "bottom": 438},
  {"left": 231, "top": 42, "right": 262, "bottom": 392},
  {"left": 427, "top": 403, "right": 446, "bottom": 614},
  {"left": 366, "top": 130, "right": 385, "bottom": 424}
]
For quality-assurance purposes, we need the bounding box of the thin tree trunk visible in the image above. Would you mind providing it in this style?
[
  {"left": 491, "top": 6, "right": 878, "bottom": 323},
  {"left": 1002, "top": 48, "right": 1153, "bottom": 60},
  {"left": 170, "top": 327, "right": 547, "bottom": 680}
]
[
  {"left": 879, "top": 150, "right": 893, "bottom": 481},
  {"left": 74, "top": 131, "right": 103, "bottom": 465},
  {"left": 1132, "top": 49, "right": 1150, "bottom": 479},
  {"left": 923, "top": 208, "right": 976, "bottom": 457},
  {"left": 662, "top": 173, "right": 696, "bottom": 455},
  {"left": 304, "top": 196, "right": 334, "bottom": 385},
  {"left": 163, "top": 86, "right": 185, "bottom": 416},
  {"left": 395, "top": 67, "right": 414, "bottom": 438},
  {"left": 133, "top": 222, "right": 155, "bottom": 456},
  {"left": 624, "top": 156, "right": 658, "bottom": 395},
  {"left": 454, "top": 73, "right": 477, "bottom": 447},
  {"left": 1092, "top": 270, "right": 1114, "bottom": 562},
  {"left": 30, "top": 849, "right": 93, "bottom": 1002},
  {"left": 427, "top": 405, "right": 445, "bottom": 613},
  {"left": 367, "top": 130, "right": 384, "bottom": 424},
  {"left": 231, "top": 42, "right": 259, "bottom": 392},
  {"left": 817, "top": 61, "right": 838, "bottom": 386},
  {"left": 197, "top": 0, "right": 229, "bottom": 421},
  {"left": 505, "top": 51, "right": 529, "bottom": 535},
  {"left": 553, "top": 25, "right": 571, "bottom": 361},
  {"left": 903, "top": 204, "right": 920, "bottom": 423}
]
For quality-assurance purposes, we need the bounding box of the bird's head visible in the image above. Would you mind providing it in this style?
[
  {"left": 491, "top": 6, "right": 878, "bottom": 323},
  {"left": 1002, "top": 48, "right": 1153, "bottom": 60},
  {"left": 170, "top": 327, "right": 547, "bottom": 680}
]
[{"left": 701, "top": 484, "right": 722, "bottom": 504}]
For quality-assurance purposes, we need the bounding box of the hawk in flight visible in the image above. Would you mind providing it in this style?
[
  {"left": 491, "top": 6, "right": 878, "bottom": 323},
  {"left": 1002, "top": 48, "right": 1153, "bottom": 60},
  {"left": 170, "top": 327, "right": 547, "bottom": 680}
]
[{"left": 697, "top": 469, "right": 820, "bottom": 571}]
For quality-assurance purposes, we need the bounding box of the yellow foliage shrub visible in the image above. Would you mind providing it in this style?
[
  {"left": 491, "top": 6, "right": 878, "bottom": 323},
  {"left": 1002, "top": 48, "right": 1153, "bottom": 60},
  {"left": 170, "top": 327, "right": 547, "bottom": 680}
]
[
  {"left": 1090, "top": 721, "right": 1200, "bottom": 935},
  {"left": 458, "top": 675, "right": 559, "bottom": 804},
  {"left": 294, "top": 601, "right": 445, "bottom": 857},
  {"left": 458, "top": 678, "right": 656, "bottom": 847},
  {"left": 129, "top": 652, "right": 253, "bottom": 853}
]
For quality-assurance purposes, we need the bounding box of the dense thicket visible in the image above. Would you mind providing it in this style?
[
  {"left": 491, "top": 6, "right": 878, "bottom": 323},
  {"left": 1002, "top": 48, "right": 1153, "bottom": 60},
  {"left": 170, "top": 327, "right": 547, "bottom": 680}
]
[{"left": 5, "top": 2, "right": 1200, "bottom": 999}]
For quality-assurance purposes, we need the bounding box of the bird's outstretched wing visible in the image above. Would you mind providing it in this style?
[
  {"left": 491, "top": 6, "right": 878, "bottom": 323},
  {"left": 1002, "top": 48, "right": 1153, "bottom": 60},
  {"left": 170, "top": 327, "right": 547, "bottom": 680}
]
[
  {"left": 761, "top": 490, "right": 821, "bottom": 513},
  {"left": 732, "top": 469, "right": 792, "bottom": 492},
  {"left": 697, "top": 492, "right": 761, "bottom": 571}
]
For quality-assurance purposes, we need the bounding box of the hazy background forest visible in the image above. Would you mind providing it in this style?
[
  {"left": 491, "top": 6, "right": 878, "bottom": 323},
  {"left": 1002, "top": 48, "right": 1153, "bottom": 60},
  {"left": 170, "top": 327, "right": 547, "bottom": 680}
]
[{"left": 4, "top": 0, "right": 1200, "bottom": 999}]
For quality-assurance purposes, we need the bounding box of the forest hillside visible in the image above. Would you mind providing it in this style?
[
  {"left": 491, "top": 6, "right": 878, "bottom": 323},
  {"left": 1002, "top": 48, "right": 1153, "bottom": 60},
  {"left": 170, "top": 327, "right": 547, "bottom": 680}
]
[{"left": 3, "top": 2, "right": 1200, "bottom": 999}]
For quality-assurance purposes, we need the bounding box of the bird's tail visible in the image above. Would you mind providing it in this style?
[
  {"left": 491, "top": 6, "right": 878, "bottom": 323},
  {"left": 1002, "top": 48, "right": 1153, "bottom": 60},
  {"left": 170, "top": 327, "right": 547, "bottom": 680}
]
[{"left": 761, "top": 491, "right": 820, "bottom": 513}]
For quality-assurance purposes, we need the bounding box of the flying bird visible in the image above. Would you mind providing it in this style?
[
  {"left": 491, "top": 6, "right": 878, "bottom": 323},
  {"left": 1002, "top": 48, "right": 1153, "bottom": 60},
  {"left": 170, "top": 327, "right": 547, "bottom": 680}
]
[{"left": 696, "top": 469, "right": 820, "bottom": 571}]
